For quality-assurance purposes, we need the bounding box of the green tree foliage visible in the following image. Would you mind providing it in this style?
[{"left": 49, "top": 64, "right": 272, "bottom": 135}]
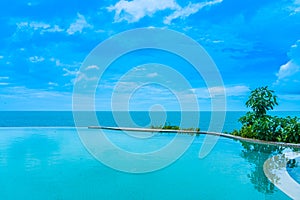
[
  {"left": 232, "top": 86, "right": 300, "bottom": 143},
  {"left": 245, "top": 86, "right": 278, "bottom": 117},
  {"left": 162, "top": 122, "right": 180, "bottom": 130}
]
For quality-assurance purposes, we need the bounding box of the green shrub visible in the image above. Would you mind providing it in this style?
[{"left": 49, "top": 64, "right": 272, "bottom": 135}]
[{"left": 232, "top": 86, "right": 300, "bottom": 144}]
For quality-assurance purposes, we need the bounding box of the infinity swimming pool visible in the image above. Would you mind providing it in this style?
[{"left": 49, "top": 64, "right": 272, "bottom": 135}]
[{"left": 0, "top": 127, "right": 298, "bottom": 199}]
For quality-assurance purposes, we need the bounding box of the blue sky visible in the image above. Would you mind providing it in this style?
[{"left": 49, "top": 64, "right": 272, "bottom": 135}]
[{"left": 0, "top": 0, "right": 300, "bottom": 111}]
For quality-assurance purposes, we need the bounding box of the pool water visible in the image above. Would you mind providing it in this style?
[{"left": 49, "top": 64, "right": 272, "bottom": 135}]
[
  {"left": 0, "top": 127, "right": 298, "bottom": 200},
  {"left": 287, "top": 157, "right": 300, "bottom": 184}
]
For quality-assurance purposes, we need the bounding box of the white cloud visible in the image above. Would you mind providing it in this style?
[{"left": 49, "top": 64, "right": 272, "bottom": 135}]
[
  {"left": 56, "top": 60, "right": 63, "bottom": 67},
  {"left": 146, "top": 72, "right": 158, "bottom": 78},
  {"left": 51, "top": 58, "right": 68, "bottom": 67},
  {"left": 164, "top": 0, "right": 223, "bottom": 24},
  {"left": 17, "top": 21, "right": 49, "bottom": 30},
  {"left": 85, "top": 65, "right": 100, "bottom": 70},
  {"left": 73, "top": 72, "right": 98, "bottom": 84},
  {"left": 15, "top": 15, "right": 91, "bottom": 37},
  {"left": 0, "top": 77, "right": 9, "bottom": 80},
  {"left": 107, "top": 0, "right": 179, "bottom": 23},
  {"left": 48, "top": 82, "right": 58, "bottom": 87},
  {"left": 1, "top": 86, "right": 73, "bottom": 110},
  {"left": 275, "top": 40, "right": 300, "bottom": 85},
  {"left": 49, "top": 58, "right": 80, "bottom": 68},
  {"left": 210, "top": 85, "right": 250, "bottom": 97},
  {"left": 30, "top": 22, "right": 50, "bottom": 30},
  {"left": 133, "top": 66, "right": 146, "bottom": 71},
  {"left": 279, "top": 94, "right": 300, "bottom": 101},
  {"left": 222, "top": 85, "right": 250, "bottom": 96},
  {"left": 29, "top": 56, "right": 45, "bottom": 63},
  {"left": 113, "top": 81, "right": 140, "bottom": 92},
  {"left": 67, "top": 13, "right": 92, "bottom": 35},
  {"left": 27, "top": 2, "right": 39, "bottom": 7},
  {"left": 0, "top": 77, "right": 10, "bottom": 85},
  {"left": 212, "top": 40, "right": 224, "bottom": 44},
  {"left": 192, "top": 85, "right": 249, "bottom": 99},
  {"left": 16, "top": 21, "right": 64, "bottom": 33},
  {"left": 289, "top": 0, "right": 300, "bottom": 15},
  {"left": 276, "top": 61, "right": 299, "bottom": 80},
  {"left": 63, "top": 68, "right": 79, "bottom": 76},
  {"left": 47, "top": 25, "right": 64, "bottom": 33},
  {"left": 108, "top": 0, "right": 222, "bottom": 24}
]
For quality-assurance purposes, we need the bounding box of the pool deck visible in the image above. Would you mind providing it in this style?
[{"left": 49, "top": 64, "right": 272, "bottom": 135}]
[{"left": 88, "top": 126, "right": 300, "bottom": 148}]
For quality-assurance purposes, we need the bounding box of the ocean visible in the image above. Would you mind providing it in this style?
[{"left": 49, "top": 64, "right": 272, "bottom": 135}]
[{"left": 0, "top": 111, "right": 299, "bottom": 131}]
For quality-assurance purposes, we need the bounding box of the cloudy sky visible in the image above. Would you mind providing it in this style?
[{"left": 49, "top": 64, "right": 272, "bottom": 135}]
[{"left": 0, "top": 0, "right": 300, "bottom": 111}]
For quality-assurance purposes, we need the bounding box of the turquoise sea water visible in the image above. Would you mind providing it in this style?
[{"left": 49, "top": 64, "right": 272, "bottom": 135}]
[
  {"left": 1, "top": 111, "right": 300, "bottom": 131},
  {"left": 0, "top": 112, "right": 299, "bottom": 199}
]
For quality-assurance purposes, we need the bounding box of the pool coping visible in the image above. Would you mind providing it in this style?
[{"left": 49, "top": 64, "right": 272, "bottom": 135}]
[{"left": 88, "top": 126, "right": 300, "bottom": 148}]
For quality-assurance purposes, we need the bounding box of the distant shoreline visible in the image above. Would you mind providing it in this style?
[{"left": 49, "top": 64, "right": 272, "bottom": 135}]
[
  {"left": 89, "top": 126, "right": 300, "bottom": 148},
  {"left": 88, "top": 126, "right": 200, "bottom": 133}
]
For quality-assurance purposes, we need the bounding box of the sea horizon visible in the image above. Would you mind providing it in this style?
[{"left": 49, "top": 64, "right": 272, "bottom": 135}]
[{"left": 1, "top": 111, "right": 299, "bottom": 132}]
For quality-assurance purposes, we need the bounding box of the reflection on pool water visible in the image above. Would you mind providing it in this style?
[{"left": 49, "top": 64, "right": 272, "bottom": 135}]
[
  {"left": 288, "top": 157, "right": 300, "bottom": 183},
  {"left": 0, "top": 127, "right": 299, "bottom": 200}
]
